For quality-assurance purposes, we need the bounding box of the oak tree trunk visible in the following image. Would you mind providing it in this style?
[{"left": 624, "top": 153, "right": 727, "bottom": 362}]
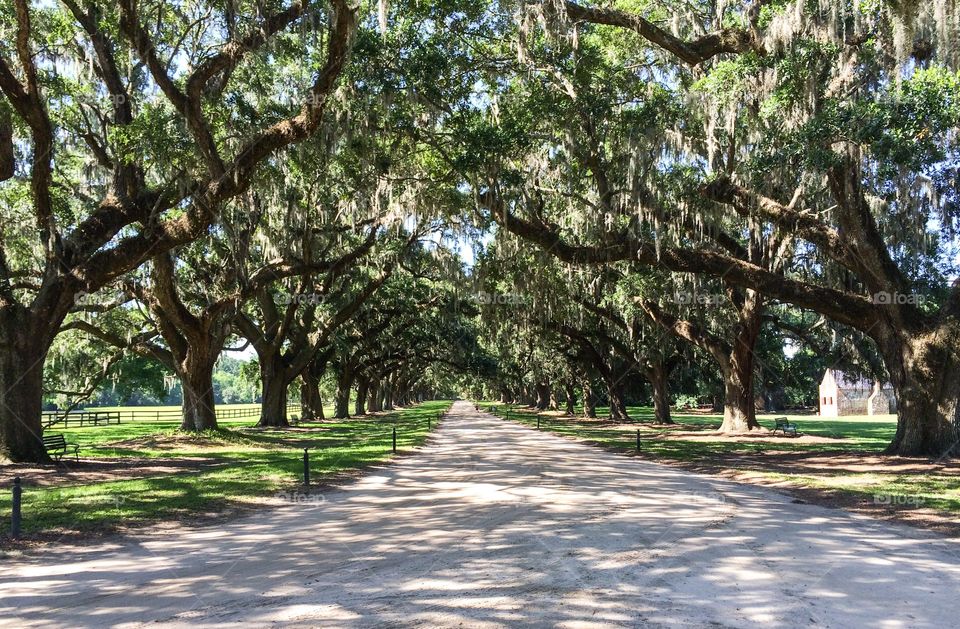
[
  {"left": 607, "top": 380, "right": 630, "bottom": 422},
  {"left": 355, "top": 377, "right": 368, "bottom": 416},
  {"left": 383, "top": 375, "right": 394, "bottom": 410},
  {"left": 583, "top": 382, "right": 597, "bottom": 418},
  {"left": 179, "top": 354, "right": 218, "bottom": 431},
  {"left": 648, "top": 363, "right": 674, "bottom": 425},
  {"left": 334, "top": 369, "right": 353, "bottom": 419},
  {"left": 718, "top": 305, "right": 763, "bottom": 432},
  {"left": 367, "top": 379, "right": 381, "bottom": 412},
  {"left": 718, "top": 359, "right": 760, "bottom": 432},
  {"left": 564, "top": 382, "right": 577, "bottom": 415},
  {"left": 882, "top": 326, "right": 960, "bottom": 456},
  {"left": 258, "top": 357, "right": 289, "bottom": 427},
  {"left": 300, "top": 371, "right": 324, "bottom": 421},
  {"left": 535, "top": 383, "right": 550, "bottom": 410},
  {"left": 0, "top": 309, "right": 50, "bottom": 462}
]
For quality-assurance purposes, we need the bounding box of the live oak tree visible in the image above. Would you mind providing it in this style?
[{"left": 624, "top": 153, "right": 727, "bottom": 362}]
[
  {"left": 329, "top": 241, "right": 488, "bottom": 416},
  {"left": 236, "top": 225, "right": 392, "bottom": 427},
  {"left": 0, "top": 0, "right": 358, "bottom": 461},
  {"left": 463, "top": 1, "right": 960, "bottom": 455},
  {"left": 73, "top": 206, "right": 376, "bottom": 431}
]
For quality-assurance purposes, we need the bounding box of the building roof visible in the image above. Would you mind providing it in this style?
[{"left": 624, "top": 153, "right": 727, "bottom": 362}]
[{"left": 821, "top": 368, "right": 890, "bottom": 391}]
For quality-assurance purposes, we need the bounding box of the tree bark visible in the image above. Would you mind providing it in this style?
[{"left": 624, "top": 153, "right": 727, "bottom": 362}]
[
  {"left": 334, "top": 368, "right": 353, "bottom": 419},
  {"left": 583, "top": 382, "right": 597, "bottom": 418},
  {"left": 178, "top": 353, "right": 218, "bottom": 431},
  {"left": 300, "top": 369, "right": 324, "bottom": 421},
  {"left": 535, "top": 382, "right": 550, "bottom": 410},
  {"left": 367, "top": 378, "right": 381, "bottom": 412},
  {"left": 0, "top": 311, "right": 50, "bottom": 462},
  {"left": 882, "top": 326, "right": 960, "bottom": 456},
  {"left": 717, "top": 304, "right": 763, "bottom": 432},
  {"left": 717, "top": 357, "right": 759, "bottom": 432},
  {"left": 606, "top": 379, "right": 630, "bottom": 421},
  {"left": 0, "top": 109, "right": 13, "bottom": 182},
  {"left": 355, "top": 376, "right": 369, "bottom": 416},
  {"left": 564, "top": 382, "right": 577, "bottom": 415},
  {"left": 648, "top": 362, "right": 674, "bottom": 425},
  {"left": 258, "top": 356, "right": 289, "bottom": 427}
]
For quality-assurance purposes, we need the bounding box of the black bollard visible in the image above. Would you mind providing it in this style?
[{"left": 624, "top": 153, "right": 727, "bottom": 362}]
[
  {"left": 636, "top": 429, "right": 641, "bottom": 452},
  {"left": 303, "top": 449, "right": 310, "bottom": 486},
  {"left": 11, "top": 477, "right": 22, "bottom": 539},
  {"left": 392, "top": 426, "right": 397, "bottom": 452},
  {"left": 537, "top": 416, "right": 541, "bottom": 430}
]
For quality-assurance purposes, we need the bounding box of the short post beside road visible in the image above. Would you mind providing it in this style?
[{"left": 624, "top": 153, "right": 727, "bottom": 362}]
[
  {"left": 392, "top": 426, "right": 397, "bottom": 452},
  {"left": 303, "top": 449, "right": 310, "bottom": 487},
  {"left": 636, "top": 429, "right": 641, "bottom": 452},
  {"left": 11, "top": 477, "right": 22, "bottom": 539},
  {"left": 537, "top": 416, "right": 541, "bottom": 430}
]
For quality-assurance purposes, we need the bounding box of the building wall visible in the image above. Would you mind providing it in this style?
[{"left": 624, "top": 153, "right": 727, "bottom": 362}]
[{"left": 819, "top": 380, "right": 897, "bottom": 417}]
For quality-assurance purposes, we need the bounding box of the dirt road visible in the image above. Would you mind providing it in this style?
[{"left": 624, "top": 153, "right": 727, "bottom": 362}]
[{"left": 2, "top": 401, "right": 957, "bottom": 628}]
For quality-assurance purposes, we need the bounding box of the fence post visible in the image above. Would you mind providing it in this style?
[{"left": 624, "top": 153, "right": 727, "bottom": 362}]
[
  {"left": 11, "top": 477, "right": 22, "bottom": 539},
  {"left": 537, "top": 416, "right": 541, "bottom": 430},
  {"left": 392, "top": 426, "right": 397, "bottom": 453},
  {"left": 636, "top": 429, "right": 641, "bottom": 452},
  {"left": 303, "top": 449, "right": 310, "bottom": 487}
]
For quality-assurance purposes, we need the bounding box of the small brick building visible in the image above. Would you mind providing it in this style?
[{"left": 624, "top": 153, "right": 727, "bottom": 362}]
[{"left": 818, "top": 369, "right": 897, "bottom": 417}]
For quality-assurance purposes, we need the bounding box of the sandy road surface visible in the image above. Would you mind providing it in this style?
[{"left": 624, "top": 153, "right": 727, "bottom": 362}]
[{"left": 2, "top": 400, "right": 958, "bottom": 628}]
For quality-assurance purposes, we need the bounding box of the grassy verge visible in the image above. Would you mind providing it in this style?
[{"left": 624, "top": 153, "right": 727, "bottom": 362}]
[
  {"left": 481, "top": 402, "right": 960, "bottom": 518},
  {"left": 0, "top": 401, "right": 450, "bottom": 539}
]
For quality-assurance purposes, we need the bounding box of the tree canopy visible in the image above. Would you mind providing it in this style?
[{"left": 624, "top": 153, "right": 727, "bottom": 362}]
[{"left": 2, "top": 0, "right": 959, "bottom": 461}]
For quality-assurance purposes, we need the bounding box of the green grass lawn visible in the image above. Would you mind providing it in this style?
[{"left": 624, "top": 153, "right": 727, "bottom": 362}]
[
  {"left": 1, "top": 401, "right": 451, "bottom": 538},
  {"left": 480, "top": 402, "right": 960, "bottom": 517}
]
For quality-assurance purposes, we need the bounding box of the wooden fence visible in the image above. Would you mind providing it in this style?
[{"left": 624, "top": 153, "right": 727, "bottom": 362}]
[{"left": 42, "top": 404, "right": 302, "bottom": 429}]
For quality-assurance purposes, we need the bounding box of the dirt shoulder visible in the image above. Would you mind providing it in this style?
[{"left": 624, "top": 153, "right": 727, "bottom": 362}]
[{"left": 534, "top": 418, "right": 960, "bottom": 538}]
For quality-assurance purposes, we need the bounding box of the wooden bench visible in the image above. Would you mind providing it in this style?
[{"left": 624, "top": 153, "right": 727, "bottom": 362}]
[
  {"left": 43, "top": 433, "right": 80, "bottom": 463},
  {"left": 772, "top": 417, "right": 798, "bottom": 436}
]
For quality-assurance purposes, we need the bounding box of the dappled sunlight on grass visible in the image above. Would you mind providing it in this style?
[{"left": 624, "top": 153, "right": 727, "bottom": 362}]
[{"left": 0, "top": 402, "right": 452, "bottom": 536}]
